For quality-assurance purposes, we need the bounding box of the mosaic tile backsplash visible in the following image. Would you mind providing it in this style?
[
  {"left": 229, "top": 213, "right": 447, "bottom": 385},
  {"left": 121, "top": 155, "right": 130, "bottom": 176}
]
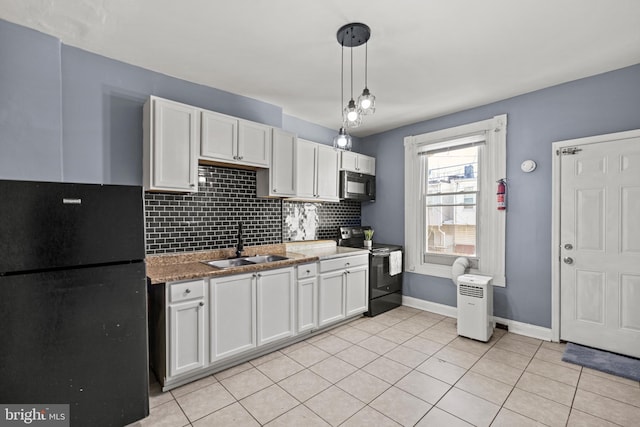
[{"left": 144, "top": 164, "right": 361, "bottom": 254}]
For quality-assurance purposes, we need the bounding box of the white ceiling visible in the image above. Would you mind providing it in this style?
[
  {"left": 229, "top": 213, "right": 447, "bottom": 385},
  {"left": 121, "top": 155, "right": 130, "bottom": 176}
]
[{"left": 2, "top": 0, "right": 639, "bottom": 137}]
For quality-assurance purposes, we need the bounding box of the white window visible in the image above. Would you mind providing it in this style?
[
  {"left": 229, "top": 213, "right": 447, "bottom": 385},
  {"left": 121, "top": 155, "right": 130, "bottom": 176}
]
[{"left": 404, "top": 115, "right": 506, "bottom": 286}]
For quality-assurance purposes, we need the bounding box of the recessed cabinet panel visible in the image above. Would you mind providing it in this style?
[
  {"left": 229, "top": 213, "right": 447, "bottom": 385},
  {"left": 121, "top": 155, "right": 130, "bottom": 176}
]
[
  {"left": 201, "top": 111, "right": 237, "bottom": 161},
  {"left": 316, "top": 145, "right": 339, "bottom": 201},
  {"left": 257, "top": 269, "right": 295, "bottom": 345},
  {"left": 200, "top": 110, "right": 270, "bottom": 168},
  {"left": 143, "top": 97, "right": 199, "bottom": 193},
  {"left": 318, "top": 270, "right": 346, "bottom": 326},
  {"left": 345, "top": 265, "right": 369, "bottom": 316},
  {"left": 295, "top": 139, "right": 318, "bottom": 199},
  {"left": 257, "top": 129, "right": 296, "bottom": 197},
  {"left": 340, "top": 151, "right": 376, "bottom": 175},
  {"left": 238, "top": 120, "right": 271, "bottom": 167},
  {"left": 210, "top": 273, "right": 256, "bottom": 362},
  {"left": 168, "top": 299, "right": 206, "bottom": 377}
]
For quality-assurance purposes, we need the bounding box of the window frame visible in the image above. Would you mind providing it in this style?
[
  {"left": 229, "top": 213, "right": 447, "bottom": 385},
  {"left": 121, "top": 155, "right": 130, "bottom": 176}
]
[{"left": 404, "top": 115, "right": 507, "bottom": 286}]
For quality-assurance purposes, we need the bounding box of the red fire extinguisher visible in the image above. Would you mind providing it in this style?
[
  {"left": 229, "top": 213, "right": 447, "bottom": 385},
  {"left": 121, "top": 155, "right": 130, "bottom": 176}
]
[{"left": 497, "top": 179, "right": 506, "bottom": 210}]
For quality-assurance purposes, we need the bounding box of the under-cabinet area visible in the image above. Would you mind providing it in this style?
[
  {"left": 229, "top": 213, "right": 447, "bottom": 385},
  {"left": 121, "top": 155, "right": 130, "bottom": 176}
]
[{"left": 147, "top": 243, "right": 369, "bottom": 391}]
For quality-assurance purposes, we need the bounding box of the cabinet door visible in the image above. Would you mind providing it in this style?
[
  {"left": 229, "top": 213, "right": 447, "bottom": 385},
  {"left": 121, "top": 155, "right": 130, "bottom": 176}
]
[
  {"left": 200, "top": 110, "right": 238, "bottom": 162},
  {"left": 238, "top": 120, "right": 271, "bottom": 167},
  {"left": 148, "top": 97, "right": 199, "bottom": 192},
  {"left": 315, "top": 144, "right": 339, "bottom": 201},
  {"left": 270, "top": 129, "right": 296, "bottom": 196},
  {"left": 168, "top": 299, "right": 206, "bottom": 377},
  {"left": 340, "top": 151, "right": 359, "bottom": 172},
  {"left": 257, "top": 268, "right": 295, "bottom": 346},
  {"left": 345, "top": 265, "right": 369, "bottom": 317},
  {"left": 297, "top": 276, "right": 317, "bottom": 333},
  {"left": 318, "top": 270, "right": 346, "bottom": 327},
  {"left": 295, "top": 139, "right": 317, "bottom": 199},
  {"left": 210, "top": 273, "right": 256, "bottom": 362},
  {"left": 357, "top": 154, "right": 376, "bottom": 175}
]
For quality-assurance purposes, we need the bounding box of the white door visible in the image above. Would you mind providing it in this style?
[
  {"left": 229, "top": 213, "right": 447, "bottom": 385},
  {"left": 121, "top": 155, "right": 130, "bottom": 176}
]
[
  {"left": 209, "top": 273, "right": 256, "bottom": 362},
  {"left": 345, "top": 264, "right": 369, "bottom": 317},
  {"left": 256, "top": 268, "right": 295, "bottom": 346},
  {"left": 559, "top": 132, "right": 640, "bottom": 358},
  {"left": 237, "top": 120, "right": 271, "bottom": 167},
  {"left": 318, "top": 270, "right": 346, "bottom": 327},
  {"left": 315, "top": 144, "right": 339, "bottom": 201},
  {"left": 295, "top": 139, "right": 317, "bottom": 199}
]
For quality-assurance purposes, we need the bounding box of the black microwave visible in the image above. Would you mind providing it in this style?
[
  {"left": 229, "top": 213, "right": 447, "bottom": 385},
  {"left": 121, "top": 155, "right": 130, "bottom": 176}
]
[{"left": 340, "top": 171, "right": 376, "bottom": 201}]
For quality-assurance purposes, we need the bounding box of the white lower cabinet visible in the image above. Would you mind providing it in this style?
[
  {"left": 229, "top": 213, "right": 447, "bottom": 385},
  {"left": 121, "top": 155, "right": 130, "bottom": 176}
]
[
  {"left": 296, "top": 263, "right": 318, "bottom": 333},
  {"left": 167, "top": 279, "right": 206, "bottom": 378},
  {"left": 209, "top": 267, "right": 295, "bottom": 363},
  {"left": 256, "top": 268, "right": 295, "bottom": 345},
  {"left": 318, "top": 254, "right": 369, "bottom": 327},
  {"left": 345, "top": 264, "right": 369, "bottom": 316},
  {"left": 318, "top": 270, "right": 346, "bottom": 327},
  {"left": 157, "top": 258, "right": 367, "bottom": 390},
  {"left": 209, "top": 273, "right": 256, "bottom": 363}
]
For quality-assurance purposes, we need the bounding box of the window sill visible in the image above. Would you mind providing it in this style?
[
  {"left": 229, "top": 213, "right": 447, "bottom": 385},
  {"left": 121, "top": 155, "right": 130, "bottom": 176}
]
[{"left": 407, "top": 262, "right": 506, "bottom": 287}]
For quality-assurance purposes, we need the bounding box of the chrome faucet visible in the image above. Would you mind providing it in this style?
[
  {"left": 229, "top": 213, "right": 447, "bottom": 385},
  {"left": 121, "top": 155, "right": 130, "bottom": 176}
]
[{"left": 235, "top": 222, "right": 244, "bottom": 258}]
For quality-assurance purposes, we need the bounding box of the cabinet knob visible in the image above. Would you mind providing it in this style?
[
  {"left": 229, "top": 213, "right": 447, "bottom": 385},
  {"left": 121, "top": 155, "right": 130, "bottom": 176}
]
[
  {"left": 306, "top": 269, "right": 311, "bottom": 274},
  {"left": 273, "top": 188, "right": 277, "bottom": 192},
  {"left": 185, "top": 288, "right": 191, "bottom": 294},
  {"left": 346, "top": 270, "right": 351, "bottom": 274},
  {"left": 190, "top": 183, "right": 195, "bottom": 187},
  {"left": 239, "top": 156, "right": 244, "bottom": 160},
  {"left": 345, "top": 262, "right": 350, "bottom": 267},
  {"left": 199, "top": 302, "right": 204, "bottom": 307}
]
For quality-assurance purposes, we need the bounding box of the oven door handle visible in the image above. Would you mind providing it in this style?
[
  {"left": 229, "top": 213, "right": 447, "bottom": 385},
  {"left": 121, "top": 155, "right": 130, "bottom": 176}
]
[{"left": 371, "top": 252, "right": 391, "bottom": 257}]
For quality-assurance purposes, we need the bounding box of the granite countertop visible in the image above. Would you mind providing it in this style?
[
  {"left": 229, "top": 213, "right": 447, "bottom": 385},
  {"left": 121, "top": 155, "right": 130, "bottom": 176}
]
[{"left": 146, "top": 241, "right": 369, "bottom": 285}]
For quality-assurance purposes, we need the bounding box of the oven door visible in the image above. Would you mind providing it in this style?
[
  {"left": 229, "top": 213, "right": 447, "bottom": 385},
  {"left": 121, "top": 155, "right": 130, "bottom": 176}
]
[{"left": 370, "top": 252, "right": 402, "bottom": 298}]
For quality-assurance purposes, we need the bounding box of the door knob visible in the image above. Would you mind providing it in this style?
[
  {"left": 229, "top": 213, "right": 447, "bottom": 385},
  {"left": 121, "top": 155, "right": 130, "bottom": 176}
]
[{"left": 563, "top": 257, "right": 574, "bottom": 265}]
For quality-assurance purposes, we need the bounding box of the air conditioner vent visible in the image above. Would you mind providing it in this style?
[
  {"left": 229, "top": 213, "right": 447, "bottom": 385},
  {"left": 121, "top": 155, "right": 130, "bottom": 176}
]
[{"left": 459, "top": 283, "right": 484, "bottom": 299}]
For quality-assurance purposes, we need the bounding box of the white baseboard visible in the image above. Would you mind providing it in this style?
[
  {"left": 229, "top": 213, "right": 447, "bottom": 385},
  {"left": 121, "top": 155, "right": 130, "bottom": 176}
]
[
  {"left": 402, "top": 295, "right": 457, "bottom": 318},
  {"left": 402, "top": 296, "right": 553, "bottom": 342}
]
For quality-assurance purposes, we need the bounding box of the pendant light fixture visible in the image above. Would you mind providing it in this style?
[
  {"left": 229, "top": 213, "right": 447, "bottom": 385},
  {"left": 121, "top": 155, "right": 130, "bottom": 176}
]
[{"left": 333, "top": 22, "right": 375, "bottom": 150}]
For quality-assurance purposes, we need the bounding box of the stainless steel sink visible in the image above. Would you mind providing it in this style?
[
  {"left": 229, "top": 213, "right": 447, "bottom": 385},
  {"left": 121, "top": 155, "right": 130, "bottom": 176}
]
[
  {"left": 203, "top": 258, "right": 254, "bottom": 269},
  {"left": 203, "top": 254, "right": 288, "bottom": 269},
  {"left": 243, "top": 254, "right": 289, "bottom": 264}
]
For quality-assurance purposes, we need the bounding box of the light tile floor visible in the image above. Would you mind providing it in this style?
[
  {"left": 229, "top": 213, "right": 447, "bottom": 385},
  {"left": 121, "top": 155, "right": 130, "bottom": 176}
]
[{"left": 129, "top": 306, "right": 640, "bottom": 426}]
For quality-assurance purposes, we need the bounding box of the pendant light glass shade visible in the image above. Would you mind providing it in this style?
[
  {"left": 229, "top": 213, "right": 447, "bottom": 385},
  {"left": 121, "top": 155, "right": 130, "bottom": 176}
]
[
  {"left": 333, "top": 127, "right": 352, "bottom": 150},
  {"left": 343, "top": 99, "right": 362, "bottom": 128},
  {"left": 358, "top": 87, "right": 376, "bottom": 114}
]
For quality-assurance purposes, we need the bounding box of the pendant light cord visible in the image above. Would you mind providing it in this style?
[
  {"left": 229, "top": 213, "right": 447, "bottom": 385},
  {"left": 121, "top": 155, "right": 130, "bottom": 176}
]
[
  {"left": 365, "top": 41, "right": 368, "bottom": 89},
  {"left": 350, "top": 36, "right": 354, "bottom": 100},
  {"left": 340, "top": 41, "right": 344, "bottom": 118}
]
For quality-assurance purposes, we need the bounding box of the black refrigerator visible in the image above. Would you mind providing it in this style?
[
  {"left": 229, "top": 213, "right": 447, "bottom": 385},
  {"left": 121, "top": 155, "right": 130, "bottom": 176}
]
[{"left": 0, "top": 180, "right": 149, "bottom": 426}]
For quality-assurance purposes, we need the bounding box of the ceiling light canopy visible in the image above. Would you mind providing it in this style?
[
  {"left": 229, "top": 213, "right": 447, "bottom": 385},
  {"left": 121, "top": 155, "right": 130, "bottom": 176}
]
[{"left": 333, "top": 22, "right": 376, "bottom": 150}]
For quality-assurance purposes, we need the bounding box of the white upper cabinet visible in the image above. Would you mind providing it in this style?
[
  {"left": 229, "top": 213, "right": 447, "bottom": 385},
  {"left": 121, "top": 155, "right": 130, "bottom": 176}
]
[
  {"left": 340, "top": 151, "right": 376, "bottom": 175},
  {"left": 143, "top": 96, "right": 199, "bottom": 193},
  {"left": 200, "top": 111, "right": 237, "bottom": 162},
  {"left": 200, "top": 110, "right": 271, "bottom": 168},
  {"left": 316, "top": 144, "right": 340, "bottom": 200},
  {"left": 294, "top": 139, "right": 339, "bottom": 202},
  {"left": 295, "top": 139, "right": 318, "bottom": 200},
  {"left": 256, "top": 129, "right": 296, "bottom": 197}
]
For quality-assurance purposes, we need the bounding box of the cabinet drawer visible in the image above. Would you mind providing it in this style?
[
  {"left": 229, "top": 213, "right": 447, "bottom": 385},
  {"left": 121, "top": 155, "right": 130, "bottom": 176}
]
[
  {"left": 169, "top": 279, "right": 205, "bottom": 303},
  {"left": 297, "top": 263, "right": 318, "bottom": 279},
  {"left": 320, "top": 254, "right": 368, "bottom": 273}
]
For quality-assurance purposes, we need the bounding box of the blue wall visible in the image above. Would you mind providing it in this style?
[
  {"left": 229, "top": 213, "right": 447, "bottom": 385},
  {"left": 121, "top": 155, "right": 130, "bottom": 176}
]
[
  {"left": 360, "top": 63, "right": 640, "bottom": 328},
  {"left": 0, "top": 20, "right": 62, "bottom": 181},
  {"left": 3, "top": 19, "right": 639, "bottom": 328},
  {"left": 0, "top": 19, "right": 339, "bottom": 184}
]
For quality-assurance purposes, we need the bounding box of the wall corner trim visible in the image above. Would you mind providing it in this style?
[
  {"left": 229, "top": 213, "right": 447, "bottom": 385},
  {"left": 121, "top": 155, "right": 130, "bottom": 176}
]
[{"left": 402, "top": 295, "right": 554, "bottom": 342}]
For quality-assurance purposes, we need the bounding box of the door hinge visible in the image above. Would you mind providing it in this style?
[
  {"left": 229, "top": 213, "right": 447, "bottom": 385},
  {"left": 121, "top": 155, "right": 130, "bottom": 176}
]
[{"left": 556, "top": 147, "right": 583, "bottom": 156}]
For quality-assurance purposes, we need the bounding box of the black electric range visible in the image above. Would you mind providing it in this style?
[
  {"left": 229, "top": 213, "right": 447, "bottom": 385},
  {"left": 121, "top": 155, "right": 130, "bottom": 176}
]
[{"left": 337, "top": 226, "right": 403, "bottom": 316}]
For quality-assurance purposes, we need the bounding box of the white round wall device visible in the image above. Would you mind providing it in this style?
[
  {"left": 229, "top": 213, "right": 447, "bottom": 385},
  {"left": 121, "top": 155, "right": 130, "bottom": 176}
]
[{"left": 520, "top": 160, "right": 537, "bottom": 173}]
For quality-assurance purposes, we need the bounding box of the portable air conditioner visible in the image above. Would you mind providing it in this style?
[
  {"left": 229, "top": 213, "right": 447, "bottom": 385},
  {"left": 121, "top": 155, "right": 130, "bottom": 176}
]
[{"left": 457, "top": 274, "right": 494, "bottom": 342}]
